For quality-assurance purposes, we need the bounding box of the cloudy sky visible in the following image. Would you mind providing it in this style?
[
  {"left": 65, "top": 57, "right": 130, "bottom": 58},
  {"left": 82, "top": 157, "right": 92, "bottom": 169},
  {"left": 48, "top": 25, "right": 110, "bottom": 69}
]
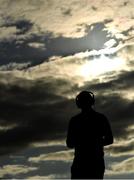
[{"left": 0, "top": 0, "right": 134, "bottom": 179}]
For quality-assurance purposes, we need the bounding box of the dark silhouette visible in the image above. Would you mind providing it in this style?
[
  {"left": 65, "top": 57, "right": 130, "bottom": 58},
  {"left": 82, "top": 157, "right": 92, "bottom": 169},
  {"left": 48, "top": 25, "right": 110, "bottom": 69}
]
[{"left": 66, "top": 91, "right": 113, "bottom": 179}]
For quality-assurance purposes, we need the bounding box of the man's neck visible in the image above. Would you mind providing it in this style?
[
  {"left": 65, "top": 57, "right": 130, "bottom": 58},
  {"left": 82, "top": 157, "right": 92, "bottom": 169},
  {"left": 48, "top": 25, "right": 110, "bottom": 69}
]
[{"left": 81, "top": 107, "right": 93, "bottom": 113}]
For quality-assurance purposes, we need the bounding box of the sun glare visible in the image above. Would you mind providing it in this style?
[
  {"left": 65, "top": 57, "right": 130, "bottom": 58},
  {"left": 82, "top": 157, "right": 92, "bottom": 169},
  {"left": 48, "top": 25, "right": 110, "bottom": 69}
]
[{"left": 79, "top": 55, "right": 126, "bottom": 80}]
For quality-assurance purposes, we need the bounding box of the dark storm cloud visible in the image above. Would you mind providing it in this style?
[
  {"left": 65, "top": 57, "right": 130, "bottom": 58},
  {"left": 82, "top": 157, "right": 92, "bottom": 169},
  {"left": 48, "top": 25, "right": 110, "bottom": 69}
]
[
  {"left": 0, "top": 58, "right": 134, "bottom": 154},
  {"left": 0, "top": 20, "right": 117, "bottom": 68},
  {"left": 96, "top": 95, "right": 134, "bottom": 138},
  {"left": 0, "top": 76, "right": 78, "bottom": 155},
  {"left": 0, "top": 69, "right": 134, "bottom": 155}
]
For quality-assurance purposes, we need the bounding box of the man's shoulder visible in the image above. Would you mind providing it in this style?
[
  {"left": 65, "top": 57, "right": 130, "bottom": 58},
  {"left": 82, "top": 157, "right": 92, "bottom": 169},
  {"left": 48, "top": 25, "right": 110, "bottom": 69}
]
[
  {"left": 70, "top": 111, "right": 108, "bottom": 123},
  {"left": 70, "top": 113, "right": 82, "bottom": 122},
  {"left": 95, "top": 111, "right": 108, "bottom": 119},
  {"left": 94, "top": 111, "right": 105, "bottom": 117},
  {"left": 71, "top": 113, "right": 81, "bottom": 119}
]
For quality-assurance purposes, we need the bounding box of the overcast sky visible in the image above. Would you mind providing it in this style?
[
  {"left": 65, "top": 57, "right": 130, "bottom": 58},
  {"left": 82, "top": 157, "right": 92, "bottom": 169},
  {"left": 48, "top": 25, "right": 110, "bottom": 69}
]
[{"left": 0, "top": 0, "right": 134, "bottom": 179}]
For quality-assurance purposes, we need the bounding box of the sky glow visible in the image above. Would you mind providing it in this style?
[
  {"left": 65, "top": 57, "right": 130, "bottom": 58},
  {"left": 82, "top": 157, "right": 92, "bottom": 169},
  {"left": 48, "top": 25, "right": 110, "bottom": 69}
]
[{"left": 79, "top": 54, "right": 126, "bottom": 80}]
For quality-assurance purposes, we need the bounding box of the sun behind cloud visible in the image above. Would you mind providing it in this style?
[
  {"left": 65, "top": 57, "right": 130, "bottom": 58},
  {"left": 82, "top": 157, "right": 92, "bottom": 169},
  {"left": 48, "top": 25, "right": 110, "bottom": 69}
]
[{"left": 79, "top": 55, "right": 126, "bottom": 80}]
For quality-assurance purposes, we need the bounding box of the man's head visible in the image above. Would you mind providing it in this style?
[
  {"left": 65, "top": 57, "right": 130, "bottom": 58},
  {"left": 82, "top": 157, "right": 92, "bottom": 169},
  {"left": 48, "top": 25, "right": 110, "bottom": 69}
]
[{"left": 76, "top": 91, "right": 95, "bottom": 109}]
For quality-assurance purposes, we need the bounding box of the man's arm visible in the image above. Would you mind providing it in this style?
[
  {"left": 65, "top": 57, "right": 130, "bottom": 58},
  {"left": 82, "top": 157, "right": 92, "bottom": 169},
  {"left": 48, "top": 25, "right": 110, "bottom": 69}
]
[
  {"left": 66, "top": 118, "right": 75, "bottom": 148},
  {"left": 102, "top": 116, "right": 113, "bottom": 146}
]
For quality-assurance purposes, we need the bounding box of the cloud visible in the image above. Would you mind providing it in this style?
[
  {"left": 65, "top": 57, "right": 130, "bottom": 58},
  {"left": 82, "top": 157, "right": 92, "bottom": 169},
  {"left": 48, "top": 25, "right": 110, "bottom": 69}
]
[
  {"left": 0, "top": 0, "right": 134, "bottom": 179},
  {"left": 28, "top": 150, "right": 73, "bottom": 163},
  {"left": 0, "top": 26, "right": 17, "bottom": 40},
  {"left": 0, "top": 0, "right": 134, "bottom": 68},
  {"left": 0, "top": 73, "right": 78, "bottom": 154},
  {"left": 27, "top": 175, "right": 56, "bottom": 179},
  {"left": 0, "top": 42, "right": 133, "bottom": 155},
  {"left": 0, "top": 165, "right": 37, "bottom": 179},
  {"left": 0, "top": 21, "right": 115, "bottom": 67},
  {"left": 0, "top": 62, "right": 31, "bottom": 71},
  {"left": 27, "top": 160, "right": 70, "bottom": 179},
  {"left": 28, "top": 42, "right": 46, "bottom": 49},
  {"left": 0, "top": 0, "right": 134, "bottom": 38},
  {"left": 61, "top": 8, "right": 72, "bottom": 16},
  {"left": 0, "top": 141, "right": 71, "bottom": 179},
  {"left": 109, "top": 157, "right": 134, "bottom": 174},
  {"left": 0, "top": 19, "right": 33, "bottom": 35},
  {"left": 0, "top": 71, "right": 133, "bottom": 156}
]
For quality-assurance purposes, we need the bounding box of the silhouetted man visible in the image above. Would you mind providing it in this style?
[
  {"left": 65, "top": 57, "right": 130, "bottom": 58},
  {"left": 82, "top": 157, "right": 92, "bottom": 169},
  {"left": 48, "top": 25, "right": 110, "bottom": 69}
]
[{"left": 66, "top": 91, "right": 113, "bottom": 179}]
